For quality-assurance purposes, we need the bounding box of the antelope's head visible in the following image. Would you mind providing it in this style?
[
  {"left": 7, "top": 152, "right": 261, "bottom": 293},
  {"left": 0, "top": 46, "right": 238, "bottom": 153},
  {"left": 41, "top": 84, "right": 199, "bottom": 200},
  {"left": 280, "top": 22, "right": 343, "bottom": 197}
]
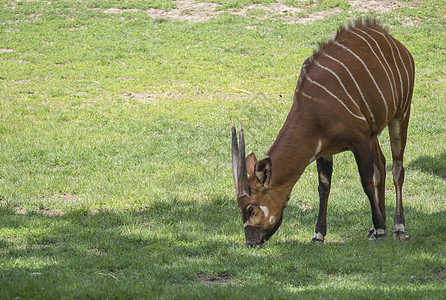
[{"left": 231, "top": 120, "right": 285, "bottom": 247}]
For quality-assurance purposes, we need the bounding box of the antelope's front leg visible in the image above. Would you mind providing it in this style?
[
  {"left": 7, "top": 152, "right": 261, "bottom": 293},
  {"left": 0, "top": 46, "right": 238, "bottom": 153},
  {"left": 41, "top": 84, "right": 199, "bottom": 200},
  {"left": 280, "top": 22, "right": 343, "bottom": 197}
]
[
  {"left": 366, "top": 137, "right": 387, "bottom": 240},
  {"left": 353, "top": 143, "right": 387, "bottom": 240},
  {"left": 312, "top": 156, "right": 333, "bottom": 242}
]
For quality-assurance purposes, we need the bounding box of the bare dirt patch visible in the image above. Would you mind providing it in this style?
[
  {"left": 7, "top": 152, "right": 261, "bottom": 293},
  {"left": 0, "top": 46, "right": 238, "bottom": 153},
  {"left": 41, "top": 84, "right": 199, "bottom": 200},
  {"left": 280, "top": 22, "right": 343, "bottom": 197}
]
[
  {"left": 231, "top": 1, "right": 305, "bottom": 19},
  {"left": 38, "top": 208, "right": 64, "bottom": 217},
  {"left": 348, "top": 0, "right": 406, "bottom": 13},
  {"left": 47, "top": 193, "right": 79, "bottom": 203},
  {"left": 140, "top": 0, "right": 412, "bottom": 23},
  {"left": 200, "top": 275, "right": 232, "bottom": 285},
  {"left": 15, "top": 207, "right": 28, "bottom": 215},
  {"left": 146, "top": 1, "right": 220, "bottom": 23},
  {"left": 144, "top": 0, "right": 336, "bottom": 24},
  {"left": 293, "top": 8, "right": 341, "bottom": 24},
  {"left": 122, "top": 91, "right": 178, "bottom": 103}
]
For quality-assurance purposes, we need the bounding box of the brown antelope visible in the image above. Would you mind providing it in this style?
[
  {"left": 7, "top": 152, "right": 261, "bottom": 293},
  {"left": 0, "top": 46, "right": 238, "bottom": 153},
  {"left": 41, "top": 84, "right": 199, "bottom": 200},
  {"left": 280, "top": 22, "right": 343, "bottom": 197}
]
[{"left": 232, "top": 19, "right": 414, "bottom": 247}]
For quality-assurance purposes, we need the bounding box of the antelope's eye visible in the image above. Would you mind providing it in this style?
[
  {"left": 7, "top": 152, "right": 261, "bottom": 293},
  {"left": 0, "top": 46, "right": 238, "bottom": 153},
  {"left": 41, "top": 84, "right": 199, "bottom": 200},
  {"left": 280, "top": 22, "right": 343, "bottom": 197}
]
[{"left": 247, "top": 205, "right": 254, "bottom": 215}]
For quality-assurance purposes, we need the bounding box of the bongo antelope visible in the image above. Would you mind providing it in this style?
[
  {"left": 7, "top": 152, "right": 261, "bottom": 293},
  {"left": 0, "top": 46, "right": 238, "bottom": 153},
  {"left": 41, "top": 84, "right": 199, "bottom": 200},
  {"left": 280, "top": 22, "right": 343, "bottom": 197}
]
[{"left": 232, "top": 19, "right": 414, "bottom": 247}]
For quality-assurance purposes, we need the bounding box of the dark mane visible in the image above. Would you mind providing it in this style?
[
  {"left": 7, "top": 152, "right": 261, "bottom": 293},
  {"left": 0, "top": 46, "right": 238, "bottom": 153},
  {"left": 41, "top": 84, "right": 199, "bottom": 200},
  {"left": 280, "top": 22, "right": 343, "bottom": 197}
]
[{"left": 295, "top": 17, "right": 386, "bottom": 93}]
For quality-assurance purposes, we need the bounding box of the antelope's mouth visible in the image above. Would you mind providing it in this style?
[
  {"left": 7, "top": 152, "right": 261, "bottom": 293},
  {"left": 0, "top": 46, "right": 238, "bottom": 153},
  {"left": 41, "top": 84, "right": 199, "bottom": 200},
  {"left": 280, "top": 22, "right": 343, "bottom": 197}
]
[
  {"left": 244, "top": 215, "right": 283, "bottom": 247},
  {"left": 244, "top": 226, "right": 268, "bottom": 247}
]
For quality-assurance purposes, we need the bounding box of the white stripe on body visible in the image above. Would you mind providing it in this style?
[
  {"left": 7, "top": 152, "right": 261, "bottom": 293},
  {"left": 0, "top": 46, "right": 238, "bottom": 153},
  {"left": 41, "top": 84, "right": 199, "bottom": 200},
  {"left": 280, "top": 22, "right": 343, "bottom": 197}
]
[
  {"left": 350, "top": 30, "right": 396, "bottom": 113},
  {"left": 309, "top": 139, "right": 323, "bottom": 164},
  {"left": 368, "top": 27, "right": 404, "bottom": 102},
  {"left": 387, "top": 37, "right": 412, "bottom": 118},
  {"left": 324, "top": 53, "right": 375, "bottom": 124},
  {"left": 400, "top": 45, "right": 414, "bottom": 119},
  {"left": 354, "top": 28, "right": 398, "bottom": 111},
  {"left": 306, "top": 75, "right": 367, "bottom": 121},
  {"left": 301, "top": 91, "right": 320, "bottom": 102},
  {"left": 334, "top": 41, "right": 389, "bottom": 123},
  {"left": 315, "top": 61, "right": 361, "bottom": 110}
]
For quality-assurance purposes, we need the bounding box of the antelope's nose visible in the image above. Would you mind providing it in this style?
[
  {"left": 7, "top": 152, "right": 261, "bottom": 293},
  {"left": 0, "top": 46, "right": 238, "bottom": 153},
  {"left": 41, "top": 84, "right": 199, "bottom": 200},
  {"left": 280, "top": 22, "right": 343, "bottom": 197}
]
[
  {"left": 246, "top": 240, "right": 261, "bottom": 248},
  {"left": 245, "top": 236, "right": 267, "bottom": 248}
]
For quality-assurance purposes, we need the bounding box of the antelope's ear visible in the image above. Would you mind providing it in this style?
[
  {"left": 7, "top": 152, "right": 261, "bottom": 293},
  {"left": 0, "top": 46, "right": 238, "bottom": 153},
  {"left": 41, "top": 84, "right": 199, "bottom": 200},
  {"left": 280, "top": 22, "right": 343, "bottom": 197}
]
[
  {"left": 255, "top": 156, "right": 272, "bottom": 187},
  {"left": 246, "top": 151, "right": 257, "bottom": 178}
]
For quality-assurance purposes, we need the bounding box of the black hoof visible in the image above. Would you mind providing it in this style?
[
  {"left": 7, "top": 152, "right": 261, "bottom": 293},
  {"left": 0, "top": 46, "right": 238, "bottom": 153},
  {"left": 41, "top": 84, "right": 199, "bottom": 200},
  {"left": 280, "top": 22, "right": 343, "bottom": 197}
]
[
  {"left": 311, "top": 237, "right": 324, "bottom": 243},
  {"left": 367, "top": 228, "right": 386, "bottom": 241},
  {"left": 393, "top": 231, "right": 409, "bottom": 241}
]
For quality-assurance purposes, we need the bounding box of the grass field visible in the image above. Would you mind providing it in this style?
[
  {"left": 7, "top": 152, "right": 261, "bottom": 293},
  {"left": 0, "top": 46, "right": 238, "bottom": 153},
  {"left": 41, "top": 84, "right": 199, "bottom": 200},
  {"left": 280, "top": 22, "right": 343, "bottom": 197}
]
[{"left": 0, "top": 0, "right": 445, "bottom": 298}]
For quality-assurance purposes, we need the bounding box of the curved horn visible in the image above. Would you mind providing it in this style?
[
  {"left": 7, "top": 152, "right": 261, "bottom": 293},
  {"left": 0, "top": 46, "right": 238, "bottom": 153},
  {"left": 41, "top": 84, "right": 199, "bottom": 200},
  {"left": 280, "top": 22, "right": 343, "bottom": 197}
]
[
  {"left": 232, "top": 120, "right": 250, "bottom": 196},
  {"left": 231, "top": 119, "right": 239, "bottom": 194}
]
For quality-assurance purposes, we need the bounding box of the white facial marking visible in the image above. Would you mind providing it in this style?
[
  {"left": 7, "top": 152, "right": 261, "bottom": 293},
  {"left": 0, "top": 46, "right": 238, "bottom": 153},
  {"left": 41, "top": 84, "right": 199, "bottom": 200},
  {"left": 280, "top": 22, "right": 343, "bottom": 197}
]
[
  {"left": 269, "top": 215, "right": 276, "bottom": 225},
  {"left": 259, "top": 206, "right": 269, "bottom": 218},
  {"left": 309, "top": 139, "right": 323, "bottom": 163},
  {"left": 243, "top": 221, "right": 249, "bottom": 228}
]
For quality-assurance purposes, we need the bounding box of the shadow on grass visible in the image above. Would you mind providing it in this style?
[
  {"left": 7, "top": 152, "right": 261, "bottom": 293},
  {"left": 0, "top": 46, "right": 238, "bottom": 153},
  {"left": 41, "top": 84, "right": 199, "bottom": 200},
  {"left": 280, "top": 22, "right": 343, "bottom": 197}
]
[
  {"left": 409, "top": 151, "right": 446, "bottom": 180},
  {"left": 0, "top": 198, "right": 445, "bottom": 298}
]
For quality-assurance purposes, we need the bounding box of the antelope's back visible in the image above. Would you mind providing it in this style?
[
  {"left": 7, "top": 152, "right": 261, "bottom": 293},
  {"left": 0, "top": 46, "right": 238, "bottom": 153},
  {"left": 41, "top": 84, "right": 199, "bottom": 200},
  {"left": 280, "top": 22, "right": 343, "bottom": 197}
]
[{"left": 298, "top": 19, "right": 414, "bottom": 133}]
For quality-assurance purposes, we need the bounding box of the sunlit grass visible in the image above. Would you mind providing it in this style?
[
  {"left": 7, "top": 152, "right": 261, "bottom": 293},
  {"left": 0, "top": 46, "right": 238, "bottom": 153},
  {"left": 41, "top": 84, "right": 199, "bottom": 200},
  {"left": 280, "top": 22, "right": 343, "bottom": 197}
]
[{"left": 0, "top": 0, "right": 445, "bottom": 298}]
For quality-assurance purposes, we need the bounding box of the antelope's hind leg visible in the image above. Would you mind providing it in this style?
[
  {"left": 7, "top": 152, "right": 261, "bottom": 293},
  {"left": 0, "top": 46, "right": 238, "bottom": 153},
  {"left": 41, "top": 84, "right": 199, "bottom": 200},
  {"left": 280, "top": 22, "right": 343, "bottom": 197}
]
[
  {"left": 389, "top": 118, "right": 410, "bottom": 241},
  {"left": 312, "top": 156, "right": 333, "bottom": 243}
]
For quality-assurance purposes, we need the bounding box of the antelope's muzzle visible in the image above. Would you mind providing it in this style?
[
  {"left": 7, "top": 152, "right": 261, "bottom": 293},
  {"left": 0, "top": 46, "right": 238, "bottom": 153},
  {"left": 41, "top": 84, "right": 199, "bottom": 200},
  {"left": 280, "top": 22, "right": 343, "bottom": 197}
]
[{"left": 244, "top": 226, "right": 268, "bottom": 247}]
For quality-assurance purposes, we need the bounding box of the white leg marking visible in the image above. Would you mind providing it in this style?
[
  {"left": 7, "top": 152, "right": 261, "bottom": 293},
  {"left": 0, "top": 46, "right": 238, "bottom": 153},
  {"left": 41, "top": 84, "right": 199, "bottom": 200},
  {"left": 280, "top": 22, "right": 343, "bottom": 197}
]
[
  {"left": 269, "top": 215, "right": 276, "bottom": 225},
  {"left": 373, "top": 163, "right": 381, "bottom": 205},
  {"left": 376, "top": 228, "right": 386, "bottom": 236},
  {"left": 309, "top": 139, "right": 323, "bottom": 164},
  {"left": 373, "top": 164, "right": 381, "bottom": 185},
  {"left": 354, "top": 28, "right": 398, "bottom": 111},
  {"left": 320, "top": 172, "right": 330, "bottom": 187},
  {"left": 334, "top": 41, "right": 389, "bottom": 123},
  {"left": 306, "top": 76, "right": 366, "bottom": 121},
  {"left": 259, "top": 206, "right": 269, "bottom": 218},
  {"left": 392, "top": 160, "right": 403, "bottom": 184},
  {"left": 313, "top": 232, "right": 324, "bottom": 240},
  {"left": 393, "top": 223, "right": 405, "bottom": 232},
  {"left": 324, "top": 53, "right": 375, "bottom": 124},
  {"left": 389, "top": 120, "right": 402, "bottom": 171}
]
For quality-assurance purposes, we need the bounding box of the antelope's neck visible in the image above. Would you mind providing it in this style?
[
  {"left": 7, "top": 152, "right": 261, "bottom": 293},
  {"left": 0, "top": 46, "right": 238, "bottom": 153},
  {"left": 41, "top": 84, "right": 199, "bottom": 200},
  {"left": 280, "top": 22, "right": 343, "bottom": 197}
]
[{"left": 266, "top": 102, "right": 318, "bottom": 193}]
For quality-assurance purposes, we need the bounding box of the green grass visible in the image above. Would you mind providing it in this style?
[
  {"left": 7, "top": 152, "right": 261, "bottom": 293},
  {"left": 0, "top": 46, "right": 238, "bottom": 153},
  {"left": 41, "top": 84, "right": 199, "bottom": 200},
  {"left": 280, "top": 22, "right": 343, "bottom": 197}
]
[{"left": 1, "top": 0, "right": 445, "bottom": 298}]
